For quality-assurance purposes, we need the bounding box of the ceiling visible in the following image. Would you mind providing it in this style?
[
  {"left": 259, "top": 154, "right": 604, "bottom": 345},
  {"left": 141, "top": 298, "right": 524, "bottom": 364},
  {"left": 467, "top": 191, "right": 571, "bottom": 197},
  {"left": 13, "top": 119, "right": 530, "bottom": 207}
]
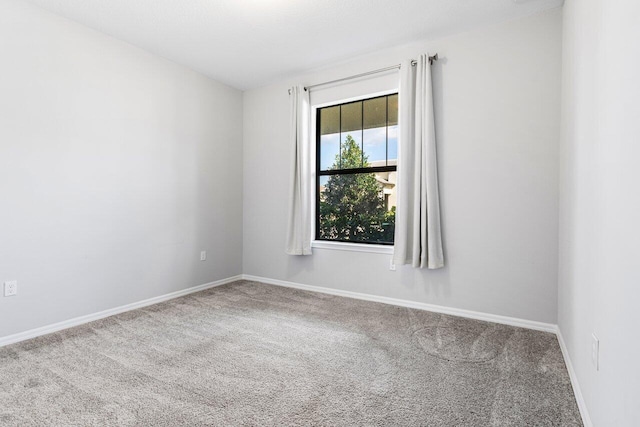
[{"left": 25, "top": 0, "right": 563, "bottom": 90}]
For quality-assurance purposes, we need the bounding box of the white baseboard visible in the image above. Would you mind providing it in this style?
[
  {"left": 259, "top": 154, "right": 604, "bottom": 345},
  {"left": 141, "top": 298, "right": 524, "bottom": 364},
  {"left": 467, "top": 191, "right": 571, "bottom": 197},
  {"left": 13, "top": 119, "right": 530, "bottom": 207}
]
[
  {"left": 557, "top": 329, "right": 593, "bottom": 427},
  {"left": 241, "top": 274, "right": 558, "bottom": 333},
  {"left": 0, "top": 275, "right": 243, "bottom": 348}
]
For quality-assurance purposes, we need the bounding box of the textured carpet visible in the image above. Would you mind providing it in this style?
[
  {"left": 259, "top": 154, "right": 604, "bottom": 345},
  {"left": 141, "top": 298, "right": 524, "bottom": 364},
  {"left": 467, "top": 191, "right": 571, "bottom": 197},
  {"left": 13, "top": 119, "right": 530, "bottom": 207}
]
[{"left": 0, "top": 280, "right": 582, "bottom": 426}]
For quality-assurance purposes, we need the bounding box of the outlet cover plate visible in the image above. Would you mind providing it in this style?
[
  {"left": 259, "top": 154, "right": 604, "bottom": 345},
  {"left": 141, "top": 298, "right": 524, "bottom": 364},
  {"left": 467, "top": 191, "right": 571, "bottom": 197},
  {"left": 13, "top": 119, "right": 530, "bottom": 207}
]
[{"left": 4, "top": 281, "right": 17, "bottom": 297}]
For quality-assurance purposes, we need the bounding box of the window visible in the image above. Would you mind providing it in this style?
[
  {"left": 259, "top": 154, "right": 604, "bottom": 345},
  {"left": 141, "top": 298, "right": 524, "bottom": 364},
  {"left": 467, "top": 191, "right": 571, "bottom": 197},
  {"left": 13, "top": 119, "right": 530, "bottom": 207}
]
[{"left": 316, "top": 94, "right": 398, "bottom": 245}]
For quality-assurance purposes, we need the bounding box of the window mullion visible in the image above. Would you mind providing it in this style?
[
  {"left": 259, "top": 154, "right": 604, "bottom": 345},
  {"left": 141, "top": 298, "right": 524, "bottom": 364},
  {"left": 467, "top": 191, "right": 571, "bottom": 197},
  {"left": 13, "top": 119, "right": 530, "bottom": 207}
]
[
  {"left": 386, "top": 96, "right": 389, "bottom": 167},
  {"left": 361, "top": 101, "right": 364, "bottom": 168},
  {"left": 339, "top": 105, "right": 342, "bottom": 169}
]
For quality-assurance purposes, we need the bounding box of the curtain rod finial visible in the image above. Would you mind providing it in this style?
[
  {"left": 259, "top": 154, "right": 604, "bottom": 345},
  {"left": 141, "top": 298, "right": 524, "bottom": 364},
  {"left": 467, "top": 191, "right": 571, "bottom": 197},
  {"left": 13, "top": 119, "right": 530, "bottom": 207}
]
[{"left": 288, "top": 87, "right": 308, "bottom": 94}]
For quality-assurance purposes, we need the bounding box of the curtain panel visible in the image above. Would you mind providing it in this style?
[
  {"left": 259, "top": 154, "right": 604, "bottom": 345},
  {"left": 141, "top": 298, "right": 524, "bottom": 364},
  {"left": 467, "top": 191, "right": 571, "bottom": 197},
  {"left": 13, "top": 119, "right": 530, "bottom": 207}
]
[
  {"left": 393, "top": 54, "right": 444, "bottom": 269},
  {"left": 285, "top": 85, "right": 312, "bottom": 255}
]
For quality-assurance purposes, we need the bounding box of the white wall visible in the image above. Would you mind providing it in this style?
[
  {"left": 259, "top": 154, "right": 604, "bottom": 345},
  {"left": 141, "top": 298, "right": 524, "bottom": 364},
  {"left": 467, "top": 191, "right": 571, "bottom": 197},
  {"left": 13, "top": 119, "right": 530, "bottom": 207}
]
[
  {"left": 0, "top": 0, "right": 243, "bottom": 338},
  {"left": 243, "top": 9, "right": 562, "bottom": 324},
  {"left": 558, "top": 0, "right": 640, "bottom": 425}
]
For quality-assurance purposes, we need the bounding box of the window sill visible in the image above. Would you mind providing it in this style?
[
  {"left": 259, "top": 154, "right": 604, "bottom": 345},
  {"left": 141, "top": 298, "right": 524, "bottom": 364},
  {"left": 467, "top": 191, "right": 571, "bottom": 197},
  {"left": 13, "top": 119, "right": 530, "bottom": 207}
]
[{"left": 311, "top": 240, "right": 394, "bottom": 254}]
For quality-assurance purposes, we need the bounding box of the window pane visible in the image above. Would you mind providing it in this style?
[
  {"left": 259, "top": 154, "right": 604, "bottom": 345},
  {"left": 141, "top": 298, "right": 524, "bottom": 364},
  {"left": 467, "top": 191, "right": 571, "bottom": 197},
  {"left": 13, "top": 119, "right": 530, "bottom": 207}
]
[
  {"left": 388, "top": 94, "right": 398, "bottom": 126},
  {"left": 320, "top": 133, "right": 340, "bottom": 170},
  {"left": 318, "top": 172, "right": 395, "bottom": 244},
  {"left": 340, "top": 101, "right": 362, "bottom": 133},
  {"left": 387, "top": 125, "right": 398, "bottom": 164},
  {"left": 363, "top": 97, "right": 387, "bottom": 165},
  {"left": 320, "top": 105, "right": 340, "bottom": 135},
  {"left": 339, "top": 132, "right": 363, "bottom": 169},
  {"left": 363, "top": 97, "right": 387, "bottom": 129},
  {"left": 363, "top": 127, "right": 386, "bottom": 165}
]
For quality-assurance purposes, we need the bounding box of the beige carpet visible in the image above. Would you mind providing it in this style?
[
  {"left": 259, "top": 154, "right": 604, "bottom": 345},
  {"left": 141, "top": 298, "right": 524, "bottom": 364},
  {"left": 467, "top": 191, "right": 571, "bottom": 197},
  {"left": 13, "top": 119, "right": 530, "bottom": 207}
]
[{"left": 0, "top": 280, "right": 582, "bottom": 426}]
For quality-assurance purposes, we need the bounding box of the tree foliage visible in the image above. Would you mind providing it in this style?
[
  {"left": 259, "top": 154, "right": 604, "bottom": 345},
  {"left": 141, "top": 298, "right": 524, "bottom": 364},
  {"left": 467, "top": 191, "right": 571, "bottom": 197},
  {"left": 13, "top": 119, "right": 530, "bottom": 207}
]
[{"left": 319, "top": 135, "right": 395, "bottom": 243}]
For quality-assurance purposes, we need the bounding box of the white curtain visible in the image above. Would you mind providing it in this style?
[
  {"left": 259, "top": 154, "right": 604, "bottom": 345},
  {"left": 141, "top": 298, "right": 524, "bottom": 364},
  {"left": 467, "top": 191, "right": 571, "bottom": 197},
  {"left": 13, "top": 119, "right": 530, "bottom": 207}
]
[
  {"left": 285, "top": 85, "right": 312, "bottom": 255},
  {"left": 393, "top": 54, "right": 444, "bottom": 269}
]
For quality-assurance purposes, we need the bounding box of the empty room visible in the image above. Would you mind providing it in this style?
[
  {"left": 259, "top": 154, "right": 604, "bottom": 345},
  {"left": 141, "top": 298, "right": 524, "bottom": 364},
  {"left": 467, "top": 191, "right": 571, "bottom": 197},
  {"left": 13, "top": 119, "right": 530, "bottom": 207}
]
[{"left": 0, "top": 0, "right": 638, "bottom": 425}]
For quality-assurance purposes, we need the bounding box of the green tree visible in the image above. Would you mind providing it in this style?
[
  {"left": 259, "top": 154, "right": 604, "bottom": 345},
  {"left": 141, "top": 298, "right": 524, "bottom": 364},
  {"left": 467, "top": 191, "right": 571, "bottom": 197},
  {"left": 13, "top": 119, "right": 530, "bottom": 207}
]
[{"left": 319, "top": 135, "right": 395, "bottom": 243}]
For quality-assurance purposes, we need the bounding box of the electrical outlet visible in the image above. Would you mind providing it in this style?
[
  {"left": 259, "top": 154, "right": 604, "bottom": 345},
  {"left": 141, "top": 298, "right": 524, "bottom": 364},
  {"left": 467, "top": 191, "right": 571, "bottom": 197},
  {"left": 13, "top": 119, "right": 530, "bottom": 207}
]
[
  {"left": 591, "top": 333, "right": 600, "bottom": 371},
  {"left": 4, "top": 281, "right": 17, "bottom": 297},
  {"left": 200, "top": 251, "right": 207, "bottom": 261},
  {"left": 389, "top": 259, "right": 396, "bottom": 271}
]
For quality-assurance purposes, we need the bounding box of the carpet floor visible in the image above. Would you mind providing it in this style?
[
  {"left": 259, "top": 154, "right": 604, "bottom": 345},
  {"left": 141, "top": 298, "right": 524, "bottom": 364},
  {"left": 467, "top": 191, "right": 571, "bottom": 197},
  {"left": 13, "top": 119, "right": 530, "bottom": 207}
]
[{"left": 0, "top": 280, "right": 582, "bottom": 426}]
